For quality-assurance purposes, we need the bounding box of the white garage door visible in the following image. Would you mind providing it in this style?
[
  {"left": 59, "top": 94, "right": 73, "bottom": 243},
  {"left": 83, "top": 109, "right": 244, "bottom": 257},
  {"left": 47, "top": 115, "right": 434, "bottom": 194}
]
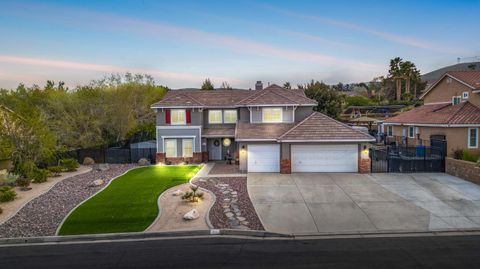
[
  {"left": 248, "top": 144, "right": 280, "bottom": 172},
  {"left": 291, "top": 144, "right": 358, "bottom": 172}
]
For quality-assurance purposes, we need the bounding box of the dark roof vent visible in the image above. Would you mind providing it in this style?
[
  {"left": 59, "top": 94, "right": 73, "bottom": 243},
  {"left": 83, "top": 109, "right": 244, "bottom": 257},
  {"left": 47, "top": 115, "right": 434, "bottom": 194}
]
[{"left": 255, "top": 81, "right": 263, "bottom": 90}]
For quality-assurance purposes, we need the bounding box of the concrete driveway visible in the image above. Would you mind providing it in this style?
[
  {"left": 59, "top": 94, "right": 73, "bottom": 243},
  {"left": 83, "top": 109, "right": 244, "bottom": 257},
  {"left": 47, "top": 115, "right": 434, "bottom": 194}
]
[{"left": 247, "top": 173, "right": 480, "bottom": 234}]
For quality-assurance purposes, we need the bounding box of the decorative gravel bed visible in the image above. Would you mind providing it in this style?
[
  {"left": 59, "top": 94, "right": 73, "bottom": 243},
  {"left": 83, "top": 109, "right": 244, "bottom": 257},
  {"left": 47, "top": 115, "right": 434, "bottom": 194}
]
[
  {"left": 0, "top": 164, "right": 137, "bottom": 238},
  {"left": 194, "top": 177, "right": 264, "bottom": 231}
]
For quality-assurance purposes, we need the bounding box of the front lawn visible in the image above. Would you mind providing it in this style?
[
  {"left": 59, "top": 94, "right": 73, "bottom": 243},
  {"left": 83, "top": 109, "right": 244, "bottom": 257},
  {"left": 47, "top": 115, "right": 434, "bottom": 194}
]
[{"left": 58, "top": 165, "right": 201, "bottom": 235}]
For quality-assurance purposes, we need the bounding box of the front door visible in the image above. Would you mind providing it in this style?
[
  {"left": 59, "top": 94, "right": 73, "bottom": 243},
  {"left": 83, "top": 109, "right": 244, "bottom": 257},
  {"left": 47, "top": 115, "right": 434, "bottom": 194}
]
[{"left": 208, "top": 139, "right": 222, "bottom": 160}]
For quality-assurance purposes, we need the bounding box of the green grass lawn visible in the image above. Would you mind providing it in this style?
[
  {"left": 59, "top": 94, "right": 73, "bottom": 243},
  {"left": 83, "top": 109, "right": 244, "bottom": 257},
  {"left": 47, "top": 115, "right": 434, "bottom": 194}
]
[{"left": 58, "top": 165, "right": 201, "bottom": 235}]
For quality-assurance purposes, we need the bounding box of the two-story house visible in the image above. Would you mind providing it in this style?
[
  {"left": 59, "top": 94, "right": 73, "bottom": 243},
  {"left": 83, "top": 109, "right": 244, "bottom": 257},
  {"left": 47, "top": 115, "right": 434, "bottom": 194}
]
[
  {"left": 151, "top": 83, "right": 374, "bottom": 173},
  {"left": 383, "top": 71, "right": 480, "bottom": 156}
]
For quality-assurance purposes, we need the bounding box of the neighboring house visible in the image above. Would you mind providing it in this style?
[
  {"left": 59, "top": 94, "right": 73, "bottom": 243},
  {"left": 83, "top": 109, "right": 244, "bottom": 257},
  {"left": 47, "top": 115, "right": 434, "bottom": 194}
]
[
  {"left": 383, "top": 71, "right": 480, "bottom": 156},
  {"left": 151, "top": 83, "right": 374, "bottom": 173}
]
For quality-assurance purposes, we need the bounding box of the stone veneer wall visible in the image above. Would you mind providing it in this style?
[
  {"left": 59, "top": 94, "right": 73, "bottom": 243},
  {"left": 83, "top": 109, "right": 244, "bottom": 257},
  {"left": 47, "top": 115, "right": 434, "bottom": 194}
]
[
  {"left": 446, "top": 157, "right": 480, "bottom": 185},
  {"left": 280, "top": 159, "right": 291, "bottom": 174},
  {"left": 156, "top": 152, "right": 205, "bottom": 164},
  {"left": 359, "top": 158, "right": 371, "bottom": 174}
]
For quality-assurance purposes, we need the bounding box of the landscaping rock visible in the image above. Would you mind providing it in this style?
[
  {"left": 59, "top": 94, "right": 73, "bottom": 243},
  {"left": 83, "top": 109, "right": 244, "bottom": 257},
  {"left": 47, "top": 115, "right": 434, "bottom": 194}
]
[
  {"left": 92, "top": 179, "right": 104, "bottom": 186},
  {"left": 172, "top": 190, "right": 184, "bottom": 196},
  {"left": 137, "top": 158, "right": 150, "bottom": 166},
  {"left": 96, "top": 164, "right": 110, "bottom": 171},
  {"left": 183, "top": 209, "right": 199, "bottom": 220},
  {"left": 83, "top": 157, "right": 95, "bottom": 165}
]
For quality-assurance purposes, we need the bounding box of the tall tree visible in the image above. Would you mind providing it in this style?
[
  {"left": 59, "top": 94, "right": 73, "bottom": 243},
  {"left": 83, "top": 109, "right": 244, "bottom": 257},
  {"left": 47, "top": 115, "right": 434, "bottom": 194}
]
[
  {"left": 283, "top": 82, "right": 292, "bottom": 89},
  {"left": 388, "top": 57, "right": 404, "bottom": 101},
  {"left": 303, "top": 80, "right": 343, "bottom": 119},
  {"left": 219, "top": 81, "right": 232, "bottom": 90},
  {"left": 201, "top": 78, "right": 214, "bottom": 91}
]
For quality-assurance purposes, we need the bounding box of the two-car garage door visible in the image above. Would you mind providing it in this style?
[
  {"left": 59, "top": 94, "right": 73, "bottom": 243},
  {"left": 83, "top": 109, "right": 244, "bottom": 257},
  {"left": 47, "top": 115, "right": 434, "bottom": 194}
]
[
  {"left": 291, "top": 144, "right": 358, "bottom": 172},
  {"left": 247, "top": 144, "right": 358, "bottom": 173}
]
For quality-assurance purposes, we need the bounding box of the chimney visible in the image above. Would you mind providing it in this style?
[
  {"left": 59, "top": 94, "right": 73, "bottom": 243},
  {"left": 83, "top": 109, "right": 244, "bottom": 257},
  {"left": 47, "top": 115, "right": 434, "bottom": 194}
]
[{"left": 255, "top": 81, "right": 263, "bottom": 90}]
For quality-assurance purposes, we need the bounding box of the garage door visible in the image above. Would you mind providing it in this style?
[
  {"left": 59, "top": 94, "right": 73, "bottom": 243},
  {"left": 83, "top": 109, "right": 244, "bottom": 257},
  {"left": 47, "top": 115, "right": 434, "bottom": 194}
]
[
  {"left": 248, "top": 144, "right": 280, "bottom": 172},
  {"left": 291, "top": 144, "right": 358, "bottom": 172}
]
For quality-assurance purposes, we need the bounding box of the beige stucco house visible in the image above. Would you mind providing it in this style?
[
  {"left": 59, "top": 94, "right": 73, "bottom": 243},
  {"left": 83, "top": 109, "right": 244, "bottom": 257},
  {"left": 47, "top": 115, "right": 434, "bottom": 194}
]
[{"left": 383, "top": 71, "right": 480, "bottom": 157}]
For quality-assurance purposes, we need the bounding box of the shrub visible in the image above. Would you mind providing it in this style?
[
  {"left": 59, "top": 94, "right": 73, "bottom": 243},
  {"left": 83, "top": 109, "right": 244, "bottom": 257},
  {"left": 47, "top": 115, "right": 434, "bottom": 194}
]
[
  {"left": 16, "top": 177, "right": 31, "bottom": 190},
  {"left": 47, "top": 166, "right": 63, "bottom": 177},
  {"left": 181, "top": 185, "right": 204, "bottom": 202},
  {"left": 453, "top": 149, "right": 463, "bottom": 160},
  {"left": 462, "top": 151, "right": 478, "bottom": 163},
  {"left": 0, "top": 173, "right": 19, "bottom": 187},
  {"left": 0, "top": 186, "right": 16, "bottom": 202},
  {"left": 59, "top": 158, "right": 79, "bottom": 172},
  {"left": 32, "top": 169, "right": 49, "bottom": 183},
  {"left": 83, "top": 157, "right": 95, "bottom": 165},
  {"left": 16, "top": 161, "right": 37, "bottom": 179}
]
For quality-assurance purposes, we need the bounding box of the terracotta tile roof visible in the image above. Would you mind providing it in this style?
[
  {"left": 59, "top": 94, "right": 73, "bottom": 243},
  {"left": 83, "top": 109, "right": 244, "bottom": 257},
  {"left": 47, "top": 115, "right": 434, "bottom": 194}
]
[
  {"left": 279, "top": 112, "right": 375, "bottom": 142},
  {"left": 447, "top": 71, "right": 480, "bottom": 89},
  {"left": 235, "top": 122, "right": 294, "bottom": 141},
  {"left": 202, "top": 128, "right": 235, "bottom": 137},
  {"left": 383, "top": 101, "right": 480, "bottom": 125},
  {"left": 152, "top": 85, "right": 316, "bottom": 108}
]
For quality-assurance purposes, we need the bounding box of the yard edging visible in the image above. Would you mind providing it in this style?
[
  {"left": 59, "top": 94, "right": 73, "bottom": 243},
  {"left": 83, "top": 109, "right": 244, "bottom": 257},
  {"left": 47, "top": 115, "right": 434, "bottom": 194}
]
[
  {"left": 55, "top": 165, "right": 144, "bottom": 236},
  {"left": 0, "top": 166, "right": 93, "bottom": 226}
]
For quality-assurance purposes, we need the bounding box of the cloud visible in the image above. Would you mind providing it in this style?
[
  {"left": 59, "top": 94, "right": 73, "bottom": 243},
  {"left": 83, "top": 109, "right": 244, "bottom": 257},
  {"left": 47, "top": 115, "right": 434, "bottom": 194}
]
[
  {"left": 262, "top": 4, "right": 468, "bottom": 55},
  {"left": 9, "top": 2, "right": 383, "bottom": 72},
  {"left": 0, "top": 55, "right": 246, "bottom": 86}
]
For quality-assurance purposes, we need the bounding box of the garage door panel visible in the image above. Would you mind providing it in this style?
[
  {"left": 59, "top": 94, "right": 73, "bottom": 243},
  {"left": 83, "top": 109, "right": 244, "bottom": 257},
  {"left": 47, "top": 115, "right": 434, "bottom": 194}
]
[
  {"left": 248, "top": 144, "right": 280, "bottom": 172},
  {"left": 292, "top": 144, "right": 358, "bottom": 172}
]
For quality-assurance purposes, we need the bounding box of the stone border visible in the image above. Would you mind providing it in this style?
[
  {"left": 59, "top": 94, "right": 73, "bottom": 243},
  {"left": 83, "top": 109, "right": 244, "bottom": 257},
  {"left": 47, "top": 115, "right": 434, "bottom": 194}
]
[
  {"left": 0, "top": 166, "right": 93, "bottom": 226},
  {"left": 446, "top": 157, "right": 480, "bottom": 185}
]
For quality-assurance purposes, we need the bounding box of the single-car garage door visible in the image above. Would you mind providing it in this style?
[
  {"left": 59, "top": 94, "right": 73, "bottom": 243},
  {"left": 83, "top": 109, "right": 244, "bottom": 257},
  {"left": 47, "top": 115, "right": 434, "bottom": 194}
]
[
  {"left": 248, "top": 144, "right": 280, "bottom": 172},
  {"left": 291, "top": 144, "right": 358, "bottom": 172}
]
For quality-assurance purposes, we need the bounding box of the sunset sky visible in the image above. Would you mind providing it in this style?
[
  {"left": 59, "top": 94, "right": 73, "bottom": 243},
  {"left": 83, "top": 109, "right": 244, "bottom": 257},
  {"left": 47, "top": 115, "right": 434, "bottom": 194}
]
[{"left": 0, "top": 0, "right": 479, "bottom": 89}]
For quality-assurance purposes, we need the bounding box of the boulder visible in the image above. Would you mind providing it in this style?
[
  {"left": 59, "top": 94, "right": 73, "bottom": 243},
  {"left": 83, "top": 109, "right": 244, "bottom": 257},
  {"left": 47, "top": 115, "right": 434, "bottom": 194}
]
[
  {"left": 137, "top": 158, "right": 150, "bottom": 166},
  {"left": 95, "top": 163, "right": 110, "bottom": 171},
  {"left": 93, "top": 179, "right": 104, "bottom": 186},
  {"left": 183, "top": 209, "right": 199, "bottom": 220},
  {"left": 83, "top": 157, "right": 95, "bottom": 165},
  {"left": 172, "top": 189, "right": 184, "bottom": 196}
]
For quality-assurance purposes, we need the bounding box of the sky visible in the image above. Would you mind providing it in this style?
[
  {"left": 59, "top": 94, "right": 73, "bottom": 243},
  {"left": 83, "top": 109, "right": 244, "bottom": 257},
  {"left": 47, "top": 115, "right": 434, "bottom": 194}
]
[{"left": 0, "top": 0, "right": 479, "bottom": 89}]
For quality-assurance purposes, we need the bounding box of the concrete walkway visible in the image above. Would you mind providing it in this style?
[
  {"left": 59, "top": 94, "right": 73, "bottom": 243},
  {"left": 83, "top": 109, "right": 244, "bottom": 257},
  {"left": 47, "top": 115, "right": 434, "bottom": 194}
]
[
  {"left": 196, "top": 162, "right": 246, "bottom": 178},
  {"left": 247, "top": 173, "right": 480, "bottom": 234}
]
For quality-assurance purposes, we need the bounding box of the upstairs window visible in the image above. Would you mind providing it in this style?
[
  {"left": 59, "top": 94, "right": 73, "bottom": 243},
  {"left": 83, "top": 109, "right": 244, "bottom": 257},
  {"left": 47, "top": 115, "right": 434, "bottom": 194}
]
[
  {"left": 208, "top": 110, "right": 222, "bottom": 124},
  {"left": 469, "top": 128, "right": 478, "bottom": 149},
  {"left": 463, "top": 92, "right": 469, "bottom": 99},
  {"left": 452, "top": 96, "right": 461, "bottom": 105},
  {"left": 223, "top": 110, "right": 237, "bottom": 123},
  {"left": 262, "top": 107, "right": 283, "bottom": 123},
  {"left": 171, "top": 109, "right": 186, "bottom": 125},
  {"left": 387, "top": 126, "right": 393, "bottom": 137}
]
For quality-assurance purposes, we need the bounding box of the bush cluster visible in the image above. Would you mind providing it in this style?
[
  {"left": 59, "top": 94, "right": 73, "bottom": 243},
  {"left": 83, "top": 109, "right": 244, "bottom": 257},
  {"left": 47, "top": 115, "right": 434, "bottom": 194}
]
[
  {"left": 453, "top": 149, "right": 479, "bottom": 163},
  {"left": 0, "top": 186, "right": 16, "bottom": 202},
  {"left": 47, "top": 166, "right": 63, "bottom": 177},
  {"left": 59, "top": 158, "right": 80, "bottom": 172}
]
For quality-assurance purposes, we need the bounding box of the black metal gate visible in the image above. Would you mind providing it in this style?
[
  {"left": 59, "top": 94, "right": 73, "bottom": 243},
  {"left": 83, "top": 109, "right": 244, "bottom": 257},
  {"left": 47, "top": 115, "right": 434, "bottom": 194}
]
[{"left": 370, "top": 144, "right": 446, "bottom": 173}]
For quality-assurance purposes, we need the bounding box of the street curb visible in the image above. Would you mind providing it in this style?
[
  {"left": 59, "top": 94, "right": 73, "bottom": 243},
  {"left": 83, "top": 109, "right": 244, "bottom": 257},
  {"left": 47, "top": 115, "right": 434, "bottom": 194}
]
[{"left": 0, "top": 229, "right": 290, "bottom": 246}]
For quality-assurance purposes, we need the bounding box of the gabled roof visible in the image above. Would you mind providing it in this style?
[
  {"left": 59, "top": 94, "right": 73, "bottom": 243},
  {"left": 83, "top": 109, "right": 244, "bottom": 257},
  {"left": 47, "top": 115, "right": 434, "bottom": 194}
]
[
  {"left": 420, "top": 71, "right": 480, "bottom": 99},
  {"left": 383, "top": 101, "right": 480, "bottom": 126},
  {"left": 151, "top": 84, "right": 316, "bottom": 108},
  {"left": 278, "top": 112, "right": 375, "bottom": 142},
  {"left": 235, "top": 122, "right": 294, "bottom": 141},
  {"left": 202, "top": 128, "right": 235, "bottom": 138}
]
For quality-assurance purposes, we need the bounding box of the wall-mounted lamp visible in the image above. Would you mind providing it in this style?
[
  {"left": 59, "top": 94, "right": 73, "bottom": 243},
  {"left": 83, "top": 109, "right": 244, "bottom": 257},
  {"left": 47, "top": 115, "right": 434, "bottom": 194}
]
[{"left": 361, "top": 145, "right": 370, "bottom": 159}]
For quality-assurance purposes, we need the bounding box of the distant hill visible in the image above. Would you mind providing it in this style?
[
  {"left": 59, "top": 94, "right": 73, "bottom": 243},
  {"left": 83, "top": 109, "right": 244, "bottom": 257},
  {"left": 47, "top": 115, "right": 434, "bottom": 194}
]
[{"left": 421, "top": 62, "right": 480, "bottom": 84}]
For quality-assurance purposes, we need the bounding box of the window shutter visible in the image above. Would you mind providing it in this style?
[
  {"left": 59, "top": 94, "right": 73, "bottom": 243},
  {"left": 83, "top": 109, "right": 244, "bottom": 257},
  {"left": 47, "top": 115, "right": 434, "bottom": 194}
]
[
  {"left": 165, "top": 109, "right": 171, "bottom": 124},
  {"left": 186, "top": 109, "right": 191, "bottom": 124}
]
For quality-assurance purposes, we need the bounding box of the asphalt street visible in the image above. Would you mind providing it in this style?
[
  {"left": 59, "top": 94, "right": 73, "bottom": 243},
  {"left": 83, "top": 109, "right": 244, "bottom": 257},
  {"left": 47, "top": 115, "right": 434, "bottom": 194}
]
[{"left": 1, "top": 234, "right": 480, "bottom": 269}]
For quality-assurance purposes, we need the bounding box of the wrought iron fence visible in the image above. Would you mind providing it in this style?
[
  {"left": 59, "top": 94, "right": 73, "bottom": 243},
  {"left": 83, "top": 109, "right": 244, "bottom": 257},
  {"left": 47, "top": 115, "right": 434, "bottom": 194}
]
[{"left": 370, "top": 145, "right": 445, "bottom": 173}]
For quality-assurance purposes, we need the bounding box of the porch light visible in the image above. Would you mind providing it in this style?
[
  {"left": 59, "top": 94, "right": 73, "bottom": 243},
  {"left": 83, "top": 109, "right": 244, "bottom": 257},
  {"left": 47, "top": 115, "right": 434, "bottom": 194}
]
[
  {"left": 223, "top": 138, "right": 231, "bottom": 147},
  {"left": 240, "top": 145, "right": 246, "bottom": 155},
  {"left": 361, "top": 145, "right": 369, "bottom": 159}
]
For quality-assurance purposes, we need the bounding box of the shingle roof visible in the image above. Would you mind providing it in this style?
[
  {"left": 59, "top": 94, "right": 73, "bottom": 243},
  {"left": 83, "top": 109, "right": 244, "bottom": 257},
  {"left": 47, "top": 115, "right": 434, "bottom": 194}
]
[
  {"left": 279, "top": 112, "right": 375, "bottom": 142},
  {"left": 446, "top": 71, "right": 480, "bottom": 89},
  {"left": 151, "top": 84, "right": 316, "bottom": 108},
  {"left": 383, "top": 101, "right": 480, "bottom": 125},
  {"left": 235, "top": 122, "right": 294, "bottom": 141},
  {"left": 202, "top": 128, "right": 235, "bottom": 137}
]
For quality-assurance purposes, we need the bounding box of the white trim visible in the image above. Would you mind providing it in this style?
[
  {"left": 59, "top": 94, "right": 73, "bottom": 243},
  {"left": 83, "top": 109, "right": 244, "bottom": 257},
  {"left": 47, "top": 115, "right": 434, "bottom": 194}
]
[
  {"left": 424, "top": 101, "right": 451, "bottom": 105},
  {"left": 262, "top": 107, "right": 283, "bottom": 123},
  {"left": 468, "top": 128, "right": 479, "bottom": 149},
  {"left": 182, "top": 138, "right": 194, "bottom": 157},
  {"left": 170, "top": 109, "right": 186, "bottom": 125},
  {"left": 164, "top": 138, "right": 178, "bottom": 158},
  {"left": 280, "top": 139, "right": 375, "bottom": 143},
  {"left": 473, "top": 90, "right": 480, "bottom": 93},
  {"left": 235, "top": 139, "right": 277, "bottom": 142},
  {"left": 383, "top": 123, "right": 480, "bottom": 127},
  {"left": 208, "top": 109, "right": 223, "bottom": 124},
  {"left": 463, "top": 91, "right": 469, "bottom": 99},
  {"left": 452, "top": 96, "right": 461, "bottom": 105},
  {"left": 387, "top": 125, "right": 394, "bottom": 137},
  {"left": 202, "top": 135, "right": 235, "bottom": 138},
  {"left": 151, "top": 105, "right": 203, "bottom": 109},
  {"left": 151, "top": 104, "right": 315, "bottom": 109},
  {"left": 223, "top": 109, "right": 238, "bottom": 124},
  {"left": 157, "top": 125, "right": 201, "bottom": 129},
  {"left": 408, "top": 126, "right": 415, "bottom": 138}
]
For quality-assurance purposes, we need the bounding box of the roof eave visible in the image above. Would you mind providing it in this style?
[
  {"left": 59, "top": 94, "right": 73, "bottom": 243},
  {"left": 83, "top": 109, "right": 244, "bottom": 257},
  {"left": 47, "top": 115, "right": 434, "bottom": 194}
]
[{"left": 279, "top": 138, "right": 375, "bottom": 143}]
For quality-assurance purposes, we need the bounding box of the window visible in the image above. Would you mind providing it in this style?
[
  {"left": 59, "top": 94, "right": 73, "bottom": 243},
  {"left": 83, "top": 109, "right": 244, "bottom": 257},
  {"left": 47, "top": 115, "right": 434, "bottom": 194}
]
[
  {"left": 262, "top": 107, "right": 283, "bottom": 123},
  {"left": 463, "top": 92, "right": 469, "bottom": 99},
  {"left": 223, "top": 110, "right": 237, "bottom": 123},
  {"left": 165, "top": 139, "right": 177, "bottom": 157},
  {"left": 171, "top": 109, "right": 186, "bottom": 125},
  {"left": 408, "top": 126, "right": 415, "bottom": 138},
  {"left": 208, "top": 110, "right": 222, "bottom": 124},
  {"left": 387, "top": 126, "right": 393, "bottom": 137},
  {"left": 452, "top": 96, "right": 461, "bottom": 105},
  {"left": 182, "top": 139, "right": 193, "bottom": 157},
  {"left": 468, "top": 128, "right": 478, "bottom": 149}
]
